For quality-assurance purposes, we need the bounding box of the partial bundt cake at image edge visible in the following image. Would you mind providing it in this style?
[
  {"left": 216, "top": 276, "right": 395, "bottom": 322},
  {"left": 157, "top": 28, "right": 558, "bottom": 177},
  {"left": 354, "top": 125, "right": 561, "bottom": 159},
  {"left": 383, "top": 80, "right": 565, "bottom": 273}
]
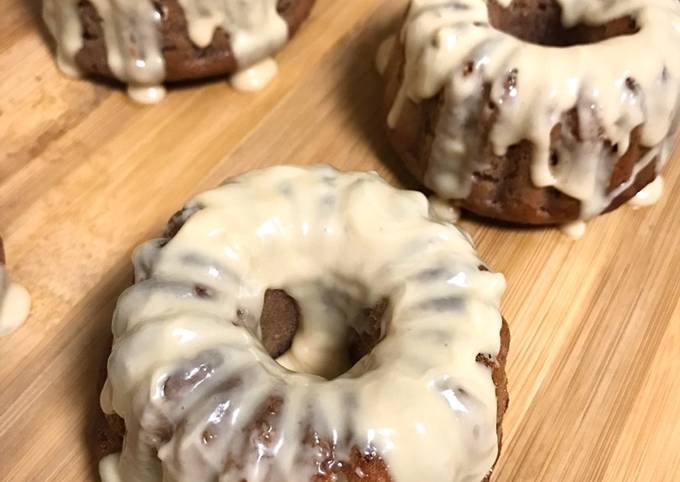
[
  {"left": 95, "top": 165, "right": 510, "bottom": 482},
  {"left": 382, "top": 0, "right": 680, "bottom": 235},
  {"left": 0, "top": 237, "right": 31, "bottom": 337},
  {"left": 43, "top": 0, "right": 317, "bottom": 103}
]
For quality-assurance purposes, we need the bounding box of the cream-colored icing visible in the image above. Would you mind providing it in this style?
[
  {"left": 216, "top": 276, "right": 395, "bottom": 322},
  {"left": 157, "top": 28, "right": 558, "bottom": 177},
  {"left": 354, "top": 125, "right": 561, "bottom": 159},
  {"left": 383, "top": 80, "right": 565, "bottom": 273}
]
[
  {"left": 229, "top": 57, "right": 279, "bottom": 93},
  {"left": 178, "top": 0, "right": 287, "bottom": 67},
  {"left": 100, "top": 165, "right": 506, "bottom": 482},
  {"left": 375, "top": 35, "right": 396, "bottom": 76},
  {"left": 629, "top": 175, "right": 665, "bottom": 209},
  {"left": 99, "top": 454, "right": 123, "bottom": 482},
  {"left": 0, "top": 266, "right": 31, "bottom": 337},
  {"left": 90, "top": 0, "right": 165, "bottom": 87},
  {"left": 43, "top": 0, "right": 83, "bottom": 78},
  {"left": 388, "top": 0, "right": 680, "bottom": 227},
  {"left": 43, "top": 0, "right": 289, "bottom": 103},
  {"left": 127, "top": 85, "right": 168, "bottom": 105},
  {"left": 560, "top": 220, "right": 587, "bottom": 240},
  {"left": 429, "top": 195, "right": 461, "bottom": 224},
  {"left": 100, "top": 378, "right": 115, "bottom": 415}
]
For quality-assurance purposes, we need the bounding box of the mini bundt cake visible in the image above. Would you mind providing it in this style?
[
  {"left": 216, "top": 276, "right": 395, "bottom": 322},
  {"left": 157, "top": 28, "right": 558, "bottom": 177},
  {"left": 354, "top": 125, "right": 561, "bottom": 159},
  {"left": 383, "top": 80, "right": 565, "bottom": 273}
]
[
  {"left": 382, "top": 0, "right": 680, "bottom": 236},
  {"left": 43, "top": 0, "right": 317, "bottom": 103},
  {"left": 96, "top": 165, "right": 510, "bottom": 482},
  {"left": 0, "top": 236, "right": 31, "bottom": 337}
]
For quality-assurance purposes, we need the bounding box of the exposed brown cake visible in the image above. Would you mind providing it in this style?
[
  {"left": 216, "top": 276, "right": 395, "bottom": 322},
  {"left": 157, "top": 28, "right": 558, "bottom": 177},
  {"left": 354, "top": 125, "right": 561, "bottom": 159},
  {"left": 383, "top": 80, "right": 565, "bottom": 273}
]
[
  {"left": 383, "top": 0, "right": 680, "bottom": 226},
  {"left": 74, "top": 0, "right": 316, "bottom": 82}
]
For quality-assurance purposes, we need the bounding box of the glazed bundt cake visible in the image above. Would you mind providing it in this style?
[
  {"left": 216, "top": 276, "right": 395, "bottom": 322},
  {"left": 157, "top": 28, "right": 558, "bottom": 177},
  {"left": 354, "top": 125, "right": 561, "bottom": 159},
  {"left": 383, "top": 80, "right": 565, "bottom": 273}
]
[
  {"left": 382, "top": 0, "right": 680, "bottom": 236},
  {"left": 43, "top": 0, "right": 317, "bottom": 103},
  {"left": 96, "top": 165, "right": 510, "bottom": 482}
]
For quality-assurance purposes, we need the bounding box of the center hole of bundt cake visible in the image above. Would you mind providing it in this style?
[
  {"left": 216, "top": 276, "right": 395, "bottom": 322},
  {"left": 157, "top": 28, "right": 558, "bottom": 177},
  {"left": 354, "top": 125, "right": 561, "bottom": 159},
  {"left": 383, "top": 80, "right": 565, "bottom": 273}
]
[
  {"left": 487, "top": 0, "right": 638, "bottom": 47},
  {"left": 258, "top": 288, "right": 388, "bottom": 380}
]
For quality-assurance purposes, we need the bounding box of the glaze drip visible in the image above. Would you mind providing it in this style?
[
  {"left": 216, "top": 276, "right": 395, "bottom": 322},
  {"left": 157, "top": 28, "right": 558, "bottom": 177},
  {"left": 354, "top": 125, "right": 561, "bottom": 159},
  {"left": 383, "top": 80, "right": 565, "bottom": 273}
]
[
  {"left": 229, "top": 57, "right": 280, "bottom": 92},
  {"left": 629, "top": 175, "right": 665, "bottom": 209},
  {"left": 43, "top": 0, "right": 289, "bottom": 102},
  {"left": 388, "top": 0, "right": 680, "bottom": 222},
  {"left": 178, "top": 0, "right": 287, "bottom": 66},
  {"left": 101, "top": 165, "right": 506, "bottom": 482}
]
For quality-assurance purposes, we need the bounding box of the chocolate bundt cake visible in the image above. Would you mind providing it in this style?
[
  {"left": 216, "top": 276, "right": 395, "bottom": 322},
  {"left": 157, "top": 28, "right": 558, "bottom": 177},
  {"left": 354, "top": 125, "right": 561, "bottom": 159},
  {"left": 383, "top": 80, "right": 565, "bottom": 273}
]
[
  {"left": 96, "top": 165, "right": 510, "bottom": 481},
  {"left": 43, "top": 0, "right": 317, "bottom": 103},
  {"left": 0, "top": 237, "right": 31, "bottom": 337},
  {"left": 382, "top": 0, "right": 680, "bottom": 236}
]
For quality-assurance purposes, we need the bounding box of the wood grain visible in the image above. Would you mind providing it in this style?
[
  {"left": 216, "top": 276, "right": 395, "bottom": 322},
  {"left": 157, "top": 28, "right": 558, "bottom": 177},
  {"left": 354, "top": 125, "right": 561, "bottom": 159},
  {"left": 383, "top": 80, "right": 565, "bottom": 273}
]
[{"left": 1, "top": 0, "right": 679, "bottom": 480}]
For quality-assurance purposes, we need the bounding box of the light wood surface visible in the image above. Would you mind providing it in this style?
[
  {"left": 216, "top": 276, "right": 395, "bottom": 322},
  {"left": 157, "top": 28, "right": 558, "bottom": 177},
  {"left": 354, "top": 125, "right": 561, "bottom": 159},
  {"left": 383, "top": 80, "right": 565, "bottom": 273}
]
[{"left": 1, "top": 0, "right": 679, "bottom": 480}]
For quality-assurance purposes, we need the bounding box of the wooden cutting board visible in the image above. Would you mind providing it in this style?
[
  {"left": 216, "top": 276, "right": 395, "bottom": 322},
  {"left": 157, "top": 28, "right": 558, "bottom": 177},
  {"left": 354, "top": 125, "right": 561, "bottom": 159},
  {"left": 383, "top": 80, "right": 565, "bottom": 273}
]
[{"left": 1, "top": 0, "right": 679, "bottom": 480}]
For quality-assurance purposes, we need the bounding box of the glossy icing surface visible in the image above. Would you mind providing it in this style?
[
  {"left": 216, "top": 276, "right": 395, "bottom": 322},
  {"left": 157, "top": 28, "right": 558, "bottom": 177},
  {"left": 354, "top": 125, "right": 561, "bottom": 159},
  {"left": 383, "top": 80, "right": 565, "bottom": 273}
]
[
  {"left": 43, "top": 0, "right": 289, "bottom": 102},
  {"left": 101, "top": 165, "right": 506, "bottom": 482},
  {"left": 389, "top": 0, "right": 680, "bottom": 223}
]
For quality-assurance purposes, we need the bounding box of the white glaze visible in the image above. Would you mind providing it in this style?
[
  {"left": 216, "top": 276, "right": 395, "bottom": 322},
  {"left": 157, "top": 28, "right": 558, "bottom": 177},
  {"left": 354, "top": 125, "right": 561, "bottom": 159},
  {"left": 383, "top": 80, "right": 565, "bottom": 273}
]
[
  {"left": 229, "top": 57, "right": 279, "bottom": 92},
  {"left": 388, "top": 0, "right": 680, "bottom": 225},
  {"left": 0, "top": 266, "right": 31, "bottom": 337},
  {"left": 43, "top": 0, "right": 83, "bottom": 78},
  {"left": 629, "top": 175, "right": 665, "bottom": 209},
  {"left": 100, "top": 165, "right": 506, "bottom": 482},
  {"left": 560, "top": 220, "right": 587, "bottom": 240},
  {"left": 43, "top": 0, "right": 289, "bottom": 103},
  {"left": 127, "top": 85, "right": 168, "bottom": 105},
  {"left": 178, "top": 0, "right": 287, "bottom": 66},
  {"left": 375, "top": 35, "right": 396, "bottom": 76},
  {"left": 99, "top": 454, "right": 123, "bottom": 482},
  {"left": 429, "top": 195, "right": 461, "bottom": 224}
]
